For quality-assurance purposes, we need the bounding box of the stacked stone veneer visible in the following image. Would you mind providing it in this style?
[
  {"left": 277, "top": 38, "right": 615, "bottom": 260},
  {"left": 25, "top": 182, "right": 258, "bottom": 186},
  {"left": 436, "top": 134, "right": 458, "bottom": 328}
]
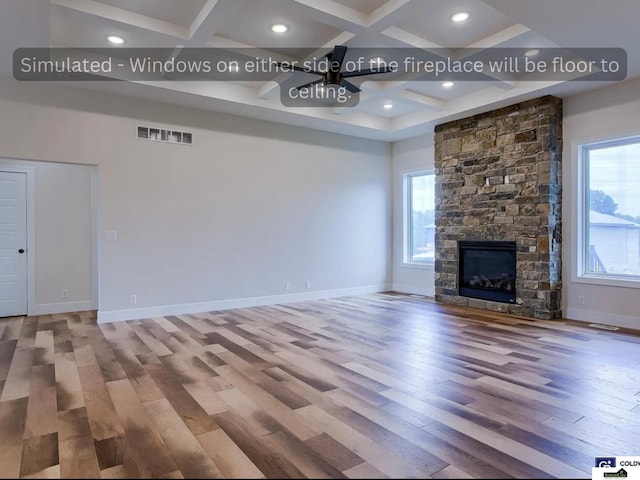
[{"left": 434, "top": 95, "right": 563, "bottom": 319}]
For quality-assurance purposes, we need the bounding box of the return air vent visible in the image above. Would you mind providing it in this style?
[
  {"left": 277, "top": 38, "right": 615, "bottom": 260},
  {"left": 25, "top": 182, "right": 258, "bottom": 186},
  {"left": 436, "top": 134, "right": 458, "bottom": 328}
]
[{"left": 137, "top": 126, "right": 192, "bottom": 145}]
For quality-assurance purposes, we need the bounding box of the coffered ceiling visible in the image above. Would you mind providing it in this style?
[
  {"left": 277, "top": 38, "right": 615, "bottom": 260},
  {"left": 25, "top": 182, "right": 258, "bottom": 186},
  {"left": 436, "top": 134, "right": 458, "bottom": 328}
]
[{"left": 1, "top": 0, "right": 639, "bottom": 141}]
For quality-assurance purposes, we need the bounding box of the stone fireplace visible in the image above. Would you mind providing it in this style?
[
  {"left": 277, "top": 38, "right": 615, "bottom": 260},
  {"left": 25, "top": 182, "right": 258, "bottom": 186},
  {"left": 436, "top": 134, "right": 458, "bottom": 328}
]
[{"left": 434, "top": 95, "right": 563, "bottom": 320}]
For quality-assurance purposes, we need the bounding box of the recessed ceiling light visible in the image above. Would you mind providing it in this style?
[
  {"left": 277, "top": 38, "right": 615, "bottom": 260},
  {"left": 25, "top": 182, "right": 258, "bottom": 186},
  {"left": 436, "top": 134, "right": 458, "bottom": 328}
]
[
  {"left": 451, "top": 12, "right": 470, "bottom": 22},
  {"left": 107, "top": 35, "right": 125, "bottom": 45},
  {"left": 442, "top": 81, "right": 454, "bottom": 88},
  {"left": 524, "top": 49, "right": 540, "bottom": 57},
  {"left": 383, "top": 102, "right": 393, "bottom": 110},
  {"left": 271, "top": 24, "right": 288, "bottom": 33}
]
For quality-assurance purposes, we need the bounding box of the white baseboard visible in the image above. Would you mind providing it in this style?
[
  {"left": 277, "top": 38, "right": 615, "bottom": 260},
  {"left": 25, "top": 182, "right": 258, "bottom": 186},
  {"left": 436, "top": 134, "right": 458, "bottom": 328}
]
[
  {"left": 97, "top": 284, "right": 391, "bottom": 324},
  {"left": 391, "top": 282, "right": 435, "bottom": 298},
  {"left": 30, "top": 300, "right": 95, "bottom": 316},
  {"left": 565, "top": 307, "right": 640, "bottom": 330}
]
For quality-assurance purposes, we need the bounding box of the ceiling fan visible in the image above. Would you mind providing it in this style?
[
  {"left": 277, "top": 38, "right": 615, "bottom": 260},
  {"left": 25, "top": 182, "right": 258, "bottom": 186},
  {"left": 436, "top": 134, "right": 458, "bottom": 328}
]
[{"left": 279, "top": 45, "right": 395, "bottom": 93}]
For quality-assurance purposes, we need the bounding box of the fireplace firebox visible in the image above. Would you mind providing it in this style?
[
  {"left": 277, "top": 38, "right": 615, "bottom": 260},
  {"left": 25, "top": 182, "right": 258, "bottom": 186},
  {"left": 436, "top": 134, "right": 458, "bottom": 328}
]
[{"left": 458, "top": 241, "right": 517, "bottom": 304}]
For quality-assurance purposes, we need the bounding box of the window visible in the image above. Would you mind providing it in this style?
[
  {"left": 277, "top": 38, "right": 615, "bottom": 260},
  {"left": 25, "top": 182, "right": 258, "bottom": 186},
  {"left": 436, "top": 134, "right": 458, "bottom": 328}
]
[
  {"left": 579, "top": 137, "right": 640, "bottom": 283},
  {"left": 404, "top": 170, "right": 435, "bottom": 265}
]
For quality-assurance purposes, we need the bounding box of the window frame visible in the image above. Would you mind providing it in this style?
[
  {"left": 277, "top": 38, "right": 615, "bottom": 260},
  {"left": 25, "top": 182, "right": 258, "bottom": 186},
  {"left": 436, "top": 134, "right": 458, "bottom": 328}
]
[
  {"left": 403, "top": 169, "right": 435, "bottom": 268},
  {"left": 576, "top": 134, "right": 640, "bottom": 288}
]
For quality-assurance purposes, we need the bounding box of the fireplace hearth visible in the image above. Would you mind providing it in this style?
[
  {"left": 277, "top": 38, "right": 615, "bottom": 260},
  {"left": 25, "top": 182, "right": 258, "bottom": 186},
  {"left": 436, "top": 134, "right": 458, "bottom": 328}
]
[{"left": 458, "top": 241, "right": 516, "bottom": 304}]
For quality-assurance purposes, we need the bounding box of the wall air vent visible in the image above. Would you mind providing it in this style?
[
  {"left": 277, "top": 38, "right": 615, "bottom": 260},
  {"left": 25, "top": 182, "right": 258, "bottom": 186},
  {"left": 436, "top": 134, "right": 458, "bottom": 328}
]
[{"left": 137, "top": 126, "right": 192, "bottom": 145}]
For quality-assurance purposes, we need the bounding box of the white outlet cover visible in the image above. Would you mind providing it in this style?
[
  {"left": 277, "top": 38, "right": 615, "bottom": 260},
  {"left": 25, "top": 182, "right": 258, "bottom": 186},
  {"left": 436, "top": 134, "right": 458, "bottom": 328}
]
[{"left": 106, "top": 230, "right": 118, "bottom": 241}]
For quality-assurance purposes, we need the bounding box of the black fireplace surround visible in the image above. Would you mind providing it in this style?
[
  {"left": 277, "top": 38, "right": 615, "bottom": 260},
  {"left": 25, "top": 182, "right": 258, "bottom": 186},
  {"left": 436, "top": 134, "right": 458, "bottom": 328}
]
[{"left": 458, "top": 241, "right": 517, "bottom": 304}]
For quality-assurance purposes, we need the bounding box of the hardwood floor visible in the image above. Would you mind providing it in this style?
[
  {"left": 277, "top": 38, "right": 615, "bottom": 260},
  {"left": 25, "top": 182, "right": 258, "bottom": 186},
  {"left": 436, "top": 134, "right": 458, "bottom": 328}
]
[{"left": 1, "top": 293, "right": 639, "bottom": 478}]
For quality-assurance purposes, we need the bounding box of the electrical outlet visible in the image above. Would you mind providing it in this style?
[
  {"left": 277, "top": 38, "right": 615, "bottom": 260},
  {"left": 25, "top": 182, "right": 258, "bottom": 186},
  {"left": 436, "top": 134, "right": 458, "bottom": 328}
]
[
  {"left": 285, "top": 282, "right": 292, "bottom": 291},
  {"left": 129, "top": 294, "right": 137, "bottom": 305},
  {"left": 61, "top": 289, "right": 69, "bottom": 299},
  {"left": 578, "top": 295, "right": 585, "bottom": 305},
  {"left": 305, "top": 280, "right": 312, "bottom": 289}
]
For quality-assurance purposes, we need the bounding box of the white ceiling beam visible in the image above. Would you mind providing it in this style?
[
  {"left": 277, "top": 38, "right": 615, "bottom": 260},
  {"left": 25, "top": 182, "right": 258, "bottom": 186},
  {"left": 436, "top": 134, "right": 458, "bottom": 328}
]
[
  {"left": 383, "top": 26, "right": 518, "bottom": 91},
  {"left": 354, "top": 78, "right": 446, "bottom": 110},
  {"left": 327, "top": 109, "right": 392, "bottom": 131},
  {"left": 448, "top": 24, "right": 532, "bottom": 89},
  {"left": 321, "top": 31, "right": 358, "bottom": 50},
  {"left": 332, "top": 91, "right": 372, "bottom": 115},
  {"left": 187, "top": 0, "right": 238, "bottom": 45},
  {"left": 464, "top": 23, "right": 530, "bottom": 49},
  {"left": 208, "top": 35, "right": 294, "bottom": 64},
  {"left": 381, "top": 26, "right": 444, "bottom": 50},
  {"left": 257, "top": 81, "right": 281, "bottom": 100},
  {"left": 366, "top": 0, "right": 412, "bottom": 29},
  {"left": 51, "top": 0, "right": 188, "bottom": 39},
  {"left": 156, "top": 0, "right": 236, "bottom": 79},
  {"left": 399, "top": 90, "right": 444, "bottom": 111},
  {"left": 354, "top": 27, "right": 446, "bottom": 98},
  {"left": 189, "top": 0, "right": 221, "bottom": 40},
  {"left": 289, "top": 0, "right": 367, "bottom": 31}
]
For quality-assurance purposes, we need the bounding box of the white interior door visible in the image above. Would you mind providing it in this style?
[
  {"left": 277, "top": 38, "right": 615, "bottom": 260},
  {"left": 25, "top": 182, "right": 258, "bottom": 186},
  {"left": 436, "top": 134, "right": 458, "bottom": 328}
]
[{"left": 0, "top": 171, "right": 27, "bottom": 317}]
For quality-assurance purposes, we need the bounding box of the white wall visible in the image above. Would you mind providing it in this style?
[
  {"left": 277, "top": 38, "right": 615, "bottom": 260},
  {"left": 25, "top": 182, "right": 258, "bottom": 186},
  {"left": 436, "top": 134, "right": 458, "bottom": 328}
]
[
  {"left": 19, "top": 77, "right": 639, "bottom": 328},
  {"left": 0, "top": 157, "right": 95, "bottom": 314},
  {"left": 0, "top": 82, "right": 391, "bottom": 322},
  {"left": 563, "top": 77, "right": 640, "bottom": 329},
  {"left": 391, "top": 133, "right": 435, "bottom": 296}
]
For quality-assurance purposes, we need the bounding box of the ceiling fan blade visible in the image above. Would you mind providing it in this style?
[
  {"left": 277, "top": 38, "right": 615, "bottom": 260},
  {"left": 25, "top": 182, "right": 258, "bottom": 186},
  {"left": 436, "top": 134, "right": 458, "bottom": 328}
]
[
  {"left": 340, "top": 79, "right": 361, "bottom": 93},
  {"left": 297, "top": 78, "right": 325, "bottom": 90},
  {"left": 275, "top": 62, "right": 324, "bottom": 76},
  {"left": 331, "top": 45, "right": 348, "bottom": 70},
  {"left": 342, "top": 66, "right": 396, "bottom": 78}
]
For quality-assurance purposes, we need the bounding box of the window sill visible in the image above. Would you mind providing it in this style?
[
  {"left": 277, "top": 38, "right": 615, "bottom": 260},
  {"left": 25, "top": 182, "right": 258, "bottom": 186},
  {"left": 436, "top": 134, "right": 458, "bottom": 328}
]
[
  {"left": 402, "top": 262, "right": 434, "bottom": 270},
  {"left": 574, "top": 273, "right": 640, "bottom": 290}
]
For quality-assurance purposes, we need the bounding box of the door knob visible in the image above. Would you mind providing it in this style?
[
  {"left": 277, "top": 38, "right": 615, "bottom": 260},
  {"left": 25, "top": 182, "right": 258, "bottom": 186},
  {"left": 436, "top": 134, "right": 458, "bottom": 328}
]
[{"left": 18, "top": 249, "right": 25, "bottom": 254}]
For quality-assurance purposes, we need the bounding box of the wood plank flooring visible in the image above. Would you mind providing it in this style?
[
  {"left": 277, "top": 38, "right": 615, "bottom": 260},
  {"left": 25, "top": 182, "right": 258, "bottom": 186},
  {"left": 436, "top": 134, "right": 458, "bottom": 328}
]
[{"left": 1, "top": 293, "right": 639, "bottom": 478}]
